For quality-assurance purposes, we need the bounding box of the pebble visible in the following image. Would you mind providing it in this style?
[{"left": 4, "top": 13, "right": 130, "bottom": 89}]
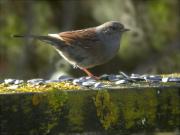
[
  {"left": 85, "top": 76, "right": 96, "bottom": 81},
  {"left": 119, "top": 72, "right": 129, "bottom": 78},
  {"left": 58, "top": 75, "right": 74, "bottom": 82},
  {"left": 94, "top": 82, "right": 104, "bottom": 88},
  {"left": 130, "top": 74, "right": 145, "bottom": 81},
  {"left": 143, "top": 75, "right": 162, "bottom": 82},
  {"left": 27, "top": 78, "right": 45, "bottom": 85},
  {"left": 131, "top": 74, "right": 141, "bottom": 77},
  {"left": 168, "top": 78, "right": 180, "bottom": 82},
  {"left": 82, "top": 81, "right": 96, "bottom": 87},
  {"left": 4, "top": 79, "right": 16, "bottom": 84},
  {"left": 14, "top": 80, "right": 24, "bottom": 85},
  {"left": 108, "top": 74, "right": 123, "bottom": 81},
  {"left": 115, "top": 79, "right": 128, "bottom": 84},
  {"left": 73, "top": 78, "right": 86, "bottom": 85},
  {"left": 162, "top": 77, "right": 169, "bottom": 83},
  {"left": 73, "top": 76, "right": 96, "bottom": 85},
  {"left": 100, "top": 74, "right": 124, "bottom": 81}
]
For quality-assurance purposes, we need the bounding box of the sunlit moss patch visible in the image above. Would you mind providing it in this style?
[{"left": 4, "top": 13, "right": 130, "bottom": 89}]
[
  {"left": 0, "top": 82, "right": 80, "bottom": 94},
  {"left": 94, "top": 90, "right": 119, "bottom": 130},
  {"left": 161, "top": 73, "right": 180, "bottom": 78}
]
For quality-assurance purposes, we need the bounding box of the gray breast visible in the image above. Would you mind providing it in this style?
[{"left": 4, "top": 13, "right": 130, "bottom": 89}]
[{"left": 96, "top": 32, "right": 121, "bottom": 60}]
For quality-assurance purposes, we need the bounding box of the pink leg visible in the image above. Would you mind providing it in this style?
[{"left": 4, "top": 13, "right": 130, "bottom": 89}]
[{"left": 81, "top": 68, "right": 99, "bottom": 80}]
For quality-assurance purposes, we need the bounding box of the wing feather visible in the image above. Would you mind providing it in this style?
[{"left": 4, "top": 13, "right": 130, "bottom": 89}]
[{"left": 58, "top": 28, "right": 101, "bottom": 49}]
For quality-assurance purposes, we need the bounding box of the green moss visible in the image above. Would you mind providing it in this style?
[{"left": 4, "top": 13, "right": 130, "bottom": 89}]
[
  {"left": 67, "top": 93, "right": 86, "bottom": 132},
  {"left": 120, "top": 89, "right": 157, "bottom": 129},
  {"left": 0, "top": 87, "right": 179, "bottom": 133},
  {"left": 94, "top": 90, "right": 118, "bottom": 130},
  {"left": 32, "top": 94, "right": 43, "bottom": 106},
  {"left": 47, "top": 89, "right": 68, "bottom": 111},
  {"left": 45, "top": 90, "right": 68, "bottom": 131},
  {"left": 27, "top": 90, "right": 69, "bottom": 133}
]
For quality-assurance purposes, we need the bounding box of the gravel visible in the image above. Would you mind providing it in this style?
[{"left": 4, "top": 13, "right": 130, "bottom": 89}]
[
  {"left": 94, "top": 82, "right": 104, "bottom": 88},
  {"left": 162, "top": 77, "right": 169, "bottom": 83},
  {"left": 73, "top": 76, "right": 96, "bottom": 85},
  {"left": 143, "top": 75, "right": 162, "bottom": 82},
  {"left": 4, "top": 79, "right": 16, "bottom": 84},
  {"left": 27, "top": 78, "right": 45, "bottom": 85},
  {"left": 115, "top": 79, "right": 128, "bottom": 84},
  {"left": 130, "top": 74, "right": 145, "bottom": 81},
  {"left": 1, "top": 74, "right": 180, "bottom": 90},
  {"left": 82, "top": 81, "right": 96, "bottom": 87},
  {"left": 14, "top": 80, "right": 24, "bottom": 85},
  {"left": 168, "top": 77, "right": 180, "bottom": 82}
]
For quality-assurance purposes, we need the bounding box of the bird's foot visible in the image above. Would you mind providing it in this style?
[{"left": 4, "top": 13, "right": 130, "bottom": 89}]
[{"left": 81, "top": 68, "right": 100, "bottom": 80}]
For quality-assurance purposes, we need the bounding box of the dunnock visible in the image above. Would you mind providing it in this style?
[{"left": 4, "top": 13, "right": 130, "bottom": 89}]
[{"left": 13, "top": 21, "right": 129, "bottom": 78}]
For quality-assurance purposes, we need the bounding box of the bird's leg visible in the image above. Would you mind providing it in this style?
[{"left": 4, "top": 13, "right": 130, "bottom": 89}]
[{"left": 81, "top": 68, "right": 99, "bottom": 80}]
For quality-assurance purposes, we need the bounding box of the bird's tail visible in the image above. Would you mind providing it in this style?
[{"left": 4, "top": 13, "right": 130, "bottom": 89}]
[{"left": 12, "top": 34, "right": 63, "bottom": 46}]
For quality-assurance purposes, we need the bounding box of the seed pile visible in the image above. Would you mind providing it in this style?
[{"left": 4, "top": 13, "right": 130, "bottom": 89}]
[{"left": 0, "top": 73, "right": 180, "bottom": 94}]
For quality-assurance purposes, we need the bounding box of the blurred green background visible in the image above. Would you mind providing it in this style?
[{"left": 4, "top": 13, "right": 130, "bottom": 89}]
[{"left": 0, "top": 0, "right": 180, "bottom": 80}]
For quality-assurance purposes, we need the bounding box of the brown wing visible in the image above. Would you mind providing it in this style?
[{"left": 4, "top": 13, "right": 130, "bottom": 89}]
[{"left": 58, "top": 28, "right": 101, "bottom": 49}]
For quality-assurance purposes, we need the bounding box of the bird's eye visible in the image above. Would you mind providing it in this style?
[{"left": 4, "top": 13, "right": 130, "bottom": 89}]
[{"left": 111, "top": 26, "right": 116, "bottom": 30}]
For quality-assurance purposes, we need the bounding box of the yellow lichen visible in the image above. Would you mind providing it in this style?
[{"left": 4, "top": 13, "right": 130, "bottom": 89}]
[
  {"left": 0, "top": 81, "right": 80, "bottom": 94},
  {"left": 94, "top": 90, "right": 119, "bottom": 130},
  {"left": 32, "top": 94, "right": 43, "bottom": 106},
  {"left": 161, "top": 73, "right": 180, "bottom": 78}
]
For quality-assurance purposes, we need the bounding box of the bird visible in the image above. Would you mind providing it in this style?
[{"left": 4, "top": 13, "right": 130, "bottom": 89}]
[{"left": 13, "top": 21, "right": 129, "bottom": 79}]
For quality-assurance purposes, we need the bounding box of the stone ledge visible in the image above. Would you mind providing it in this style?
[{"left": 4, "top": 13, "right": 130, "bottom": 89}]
[
  {"left": 0, "top": 83, "right": 180, "bottom": 134},
  {"left": 1, "top": 74, "right": 180, "bottom": 133}
]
